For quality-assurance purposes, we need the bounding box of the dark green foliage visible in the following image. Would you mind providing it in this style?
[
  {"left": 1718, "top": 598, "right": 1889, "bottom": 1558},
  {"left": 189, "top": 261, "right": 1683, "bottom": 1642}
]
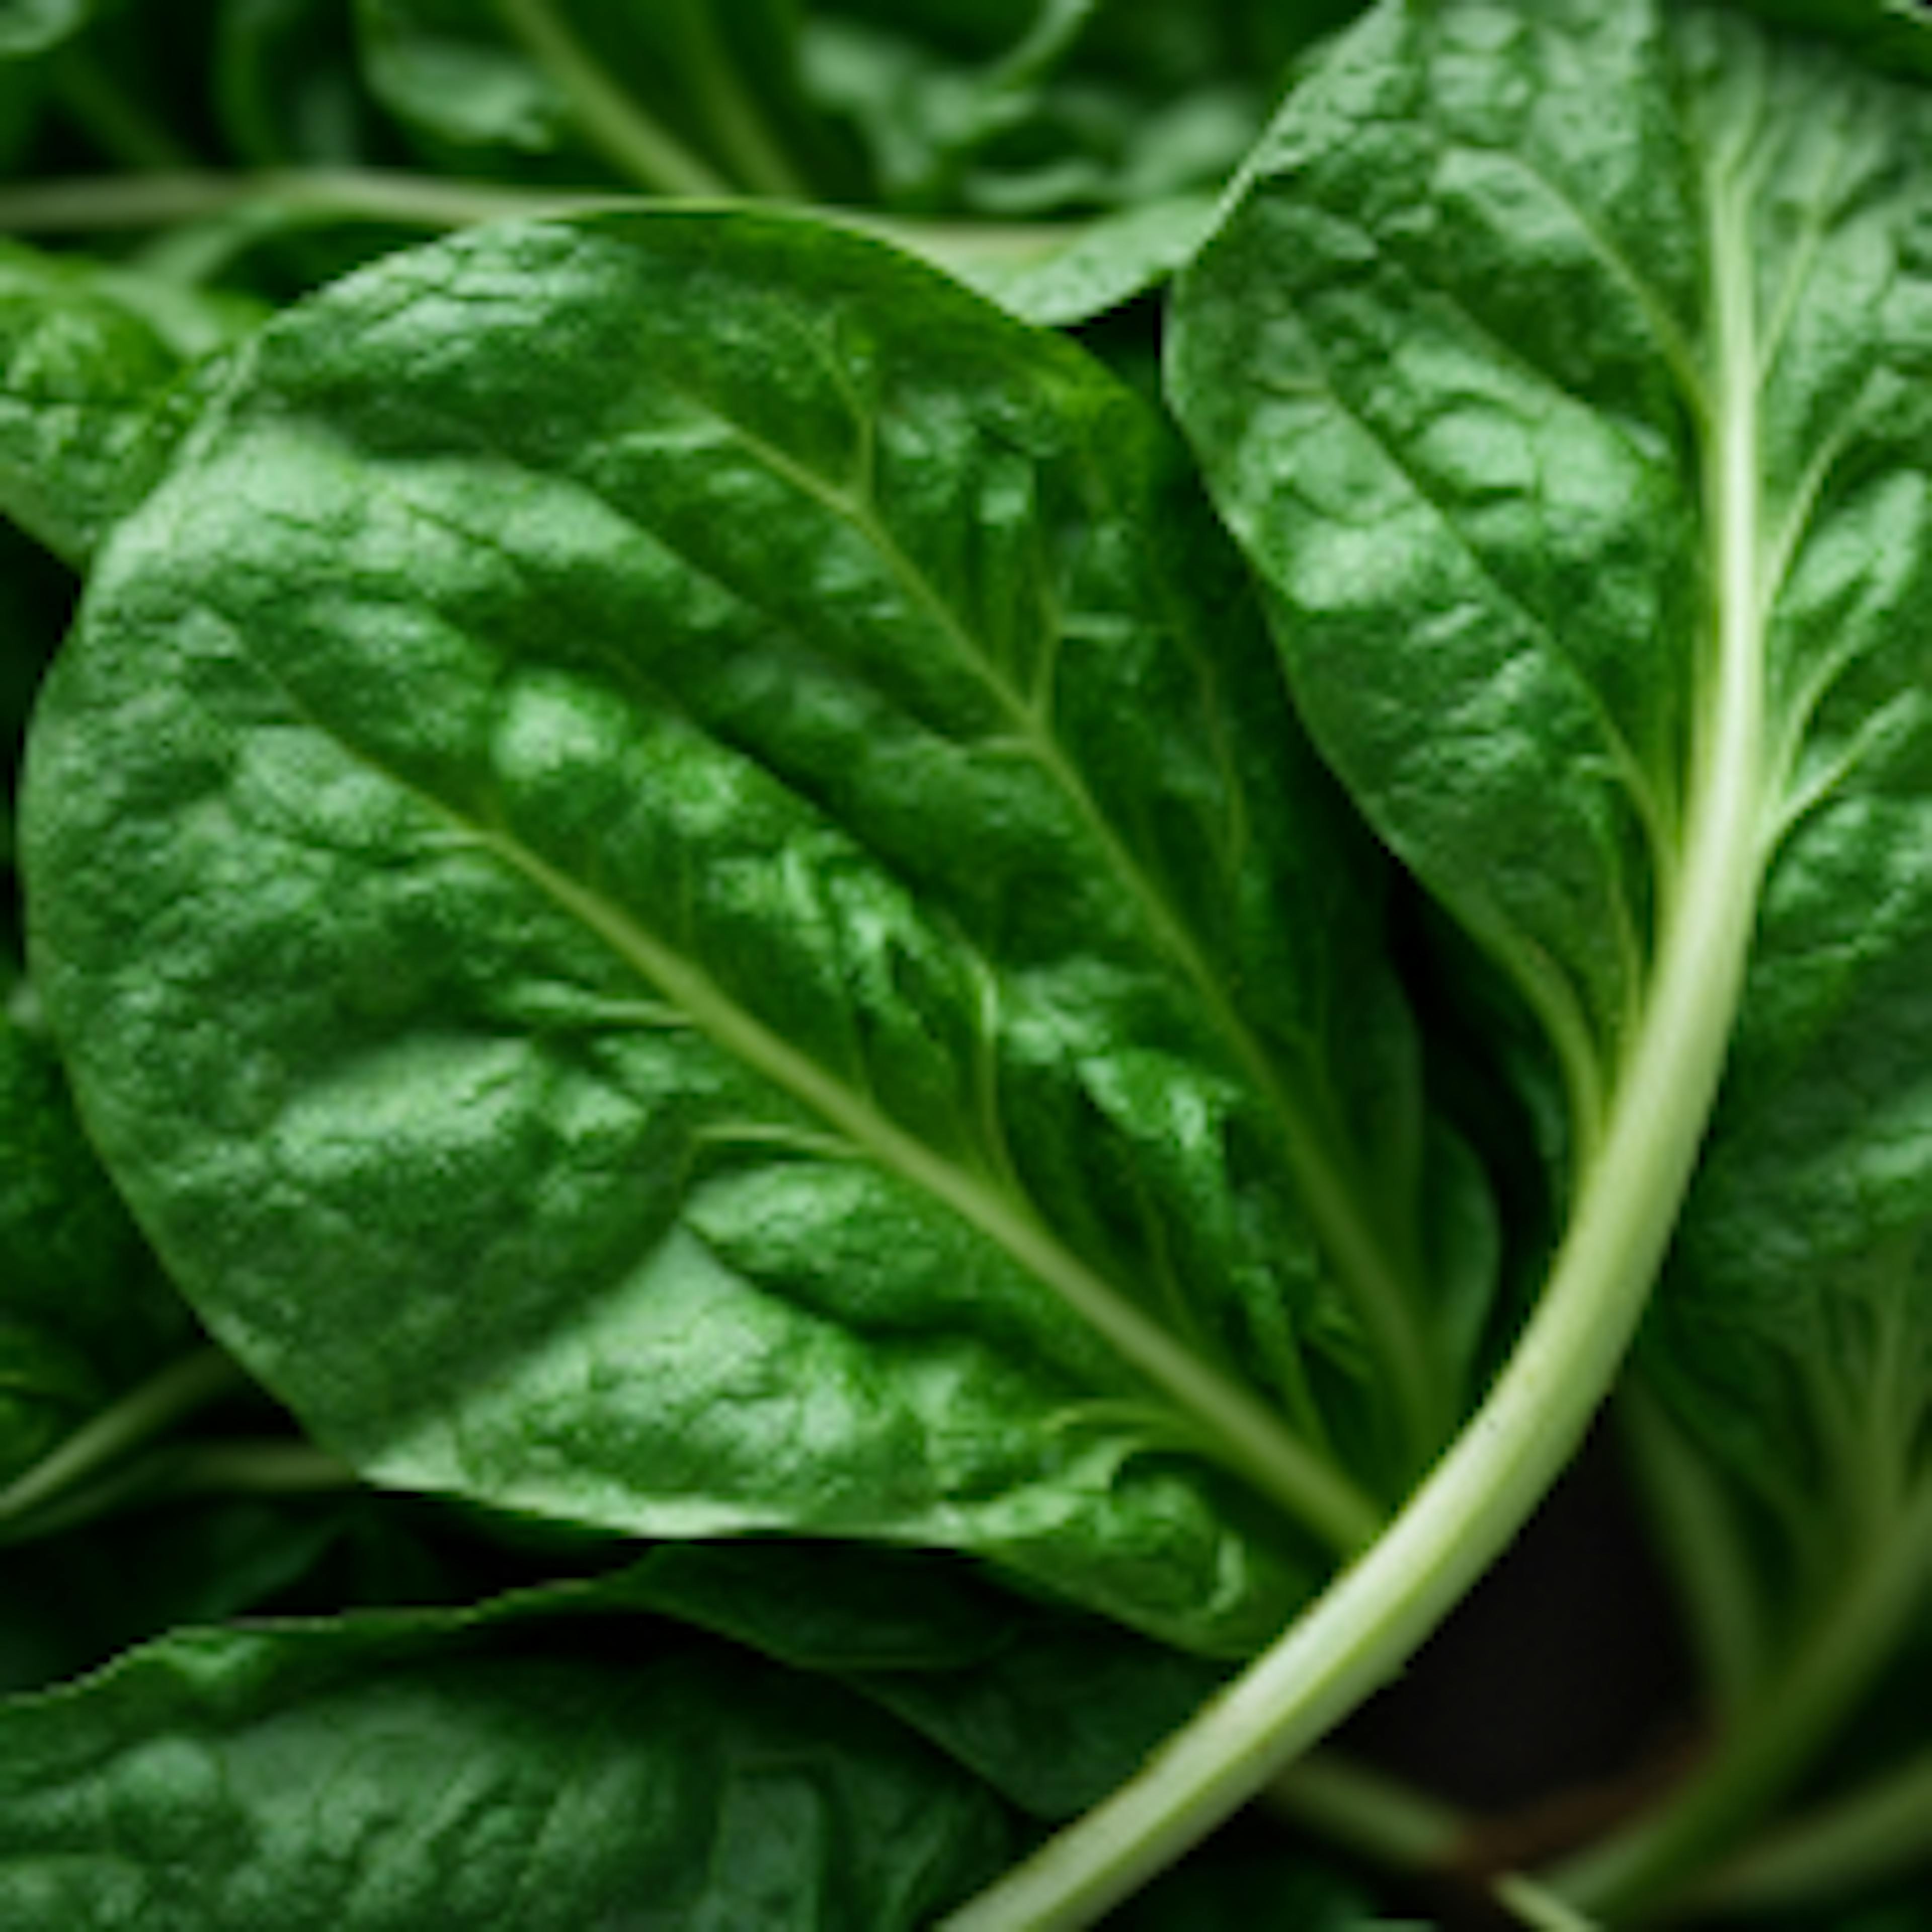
[{"left": 9, "top": 5, "right": 1932, "bottom": 1926}]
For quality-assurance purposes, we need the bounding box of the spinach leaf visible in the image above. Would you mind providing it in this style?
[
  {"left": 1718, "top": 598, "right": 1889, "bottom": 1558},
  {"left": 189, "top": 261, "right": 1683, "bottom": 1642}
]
[
  {"left": 0, "top": 0, "right": 91, "bottom": 61},
  {"left": 22, "top": 206, "right": 1494, "bottom": 1656},
  {"left": 952, "top": 195, "right": 1219, "bottom": 329},
  {"left": 602, "top": 1540, "right": 1228, "bottom": 1819},
  {"left": 0, "top": 987, "right": 196, "bottom": 1495},
  {"left": 1132, "top": 0, "right": 1932, "bottom": 1918},
  {"left": 0, "top": 243, "right": 264, "bottom": 565},
  {"left": 0, "top": 1604, "right": 1015, "bottom": 1929},
  {"left": 800, "top": 0, "right": 1357, "bottom": 218},
  {"left": 1173, "top": 0, "right": 1932, "bottom": 1534}
]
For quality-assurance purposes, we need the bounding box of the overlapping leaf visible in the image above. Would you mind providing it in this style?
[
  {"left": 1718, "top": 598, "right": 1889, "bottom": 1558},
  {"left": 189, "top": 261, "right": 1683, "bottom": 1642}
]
[
  {"left": 0, "top": 990, "right": 194, "bottom": 1492},
  {"left": 0, "top": 244, "right": 264, "bottom": 565},
  {"left": 0, "top": 1603, "right": 1013, "bottom": 1930},
  {"left": 24, "top": 208, "right": 1494, "bottom": 1652},
  {"left": 1171, "top": 0, "right": 1932, "bottom": 1544}
]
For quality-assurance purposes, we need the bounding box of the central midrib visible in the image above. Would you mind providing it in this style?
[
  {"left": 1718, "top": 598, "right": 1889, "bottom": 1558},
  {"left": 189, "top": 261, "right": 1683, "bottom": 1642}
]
[
  {"left": 240, "top": 412, "right": 1388, "bottom": 1553},
  {"left": 688, "top": 400, "right": 1440, "bottom": 1462},
  {"left": 927, "top": 93, "right": 1792, "bottom": 1932},
  {"left": 459, "top": 814, "right": 1387, "bottom": 1555}
]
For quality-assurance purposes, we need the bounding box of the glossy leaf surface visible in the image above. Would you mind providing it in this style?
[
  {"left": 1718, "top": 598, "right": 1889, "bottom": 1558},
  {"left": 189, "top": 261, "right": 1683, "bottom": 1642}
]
[
  {"left": 1172, "top": 0, "right": 1932, "bottom": 1537},
  {"left": 0, "top": 1606, "right": 1013, "bottom": 1929},
  {"left": 23, "top": 208, "right": 1488, "bottom": 1651}
]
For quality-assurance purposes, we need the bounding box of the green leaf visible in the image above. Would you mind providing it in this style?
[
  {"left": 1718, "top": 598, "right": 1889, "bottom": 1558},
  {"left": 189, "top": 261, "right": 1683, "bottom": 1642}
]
[
  {"left": 1160, "top": 1, "right": 1932, "bottom": 1916},
  {"left": 1173, "top": 0, "right": 1712, "bottom": 1135},
  {"left": 215, "top": 0, "right": 388, "bottom": 168},
  {"left": 799, "top": 0, "right": 1359, "bottom": 217},
  {"left": 1172, "top": 0, "right": 1932, "bottom": 1498},
  {"left": 23, "top": 207, "right": 1490, "bottom": 1654},
  {"left": 0, "top": 0, "right": 91, "bottom": 61},
  {"left": 0, "top": 243, "right": 265, "bottom": 566},
  {"left": 604, "top": 1540, "right": 1228, "bottom": 1819},
  {"left": 357, "top": 0, "right": 579, "bottom": 163},
  {"left": 0, "top": 1604, "right": 1015, "bottom": 1929},
  {"left": 954, "top": 195, "right": 1219, "bottom": 329},
  {"left": 1723, "top": 1, "right": 1932, "bottom": 82},
  {"left": 0, "top": 989, "right": 194, "bottom": 1491}
]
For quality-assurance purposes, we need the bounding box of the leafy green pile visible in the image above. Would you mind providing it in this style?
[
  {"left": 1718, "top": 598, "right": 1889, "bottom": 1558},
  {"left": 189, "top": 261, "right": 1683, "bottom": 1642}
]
[{"left": 8, "top": 1, "right": 1932, "bottom": 1925}]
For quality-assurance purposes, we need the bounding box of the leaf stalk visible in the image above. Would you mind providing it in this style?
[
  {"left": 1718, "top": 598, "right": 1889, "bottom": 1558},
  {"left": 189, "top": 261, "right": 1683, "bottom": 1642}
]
[{"left": 937, "top": 125, "right": 1777, "bottom": 1932}]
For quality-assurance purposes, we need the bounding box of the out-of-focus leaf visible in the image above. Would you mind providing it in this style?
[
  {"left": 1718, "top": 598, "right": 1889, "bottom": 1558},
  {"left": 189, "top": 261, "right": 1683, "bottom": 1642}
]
[
  {"left": 0, "top": 243, "right": 264, "bottom": 564},
  {"left": 0, "top": 0, "right": 92, "bottom": 61},
  {"left": 216, "top": 0, "right": 389, "bottom": 168}
]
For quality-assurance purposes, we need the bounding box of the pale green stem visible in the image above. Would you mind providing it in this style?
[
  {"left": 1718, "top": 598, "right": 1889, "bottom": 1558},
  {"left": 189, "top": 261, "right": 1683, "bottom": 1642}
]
[
  {"left": 0, "top": 168, "right": 630, "bottom": 236},
  {"left": 0, "top": 1347, "right": 245, "bottom": 1522},
  {"left": 936, "top": 590, "right": 1766, "bottom": 1923},
  {"left": 1618, "top": 1381, "right": 1769, "bottom": 1719},
  {"left": 671, "top": 0, "right": 809, "bottom": 199},
  {"left": 1549, "top": 1476, "right": 1932, "bottom": 1919},
  {"left": 938, "top": 120, "right": 1774, "bottom": 1932},
  {"left": 1693, "top": 1745, "right": 1932, "bottom": 1915},
  {"left": 1261, "top": 1750, "right": 1467, "bottom": 1872},
  {"left": 494, "top": 0, "right": 730, "bottom": 198},
  {"left": 1267, "top": 1758, "right": 1601, "bottom": 1932},
  {"left": 0, "top": 1438, "right": 362, "bottom": 1548},
  {"left": 1492, "top": 1875, "right": 1604, "bottom": 1932},
  {"left": 0, "top": 1449, "right": 175, "bottom": 1546},
  {"left": 0, "top": 170, "right": 1077, "bottom": 292},
  {"left": 165, "top": 1439, "right": 362, "bottom": 1497}
]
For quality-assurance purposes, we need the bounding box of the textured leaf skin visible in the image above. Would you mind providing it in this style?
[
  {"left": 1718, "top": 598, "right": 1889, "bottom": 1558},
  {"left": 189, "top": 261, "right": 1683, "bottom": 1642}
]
[
  {"left": 0, "top": 995, "right": 192, "bottom": 1489},
  {"left": 23, "top": 208, "right": 1485, "bottom": 1651},
  {"left": 1647, "top": 29, "right": 1932, "bottom": 1510},
  {"left": 0, "top": 1609, "right": 1014, "bottom": 1930},
  {"left": 1172, "top": 0, "right": 1702, "bottom": 1111},
  {"left": 0, "top": 245, "right": 263, "bottom": 565},
  {"left": 1173, "top": 0, "right": 1932, "bottom": 1525}
]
